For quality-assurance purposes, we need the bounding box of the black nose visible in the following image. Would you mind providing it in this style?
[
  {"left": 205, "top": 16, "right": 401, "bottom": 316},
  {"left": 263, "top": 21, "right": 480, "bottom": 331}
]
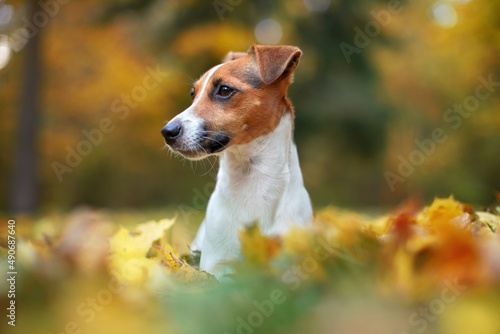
[{"left": 161, "top": 122, "right": 182, "bottom": 144}]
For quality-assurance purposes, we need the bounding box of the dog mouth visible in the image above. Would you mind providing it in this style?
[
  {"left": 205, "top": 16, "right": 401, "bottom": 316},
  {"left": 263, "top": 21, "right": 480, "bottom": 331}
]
[{"left": 168, "top": 132, "right": 231, "bottom": 159}]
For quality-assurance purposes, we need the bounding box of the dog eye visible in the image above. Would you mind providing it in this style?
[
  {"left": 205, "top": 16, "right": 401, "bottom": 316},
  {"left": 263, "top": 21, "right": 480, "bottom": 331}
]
[
  {"left": 190, "top": 88, "right": 195, "bottom": 99},
  {"left": 218, "top": 85, "right": 234, "bottom": 97}
]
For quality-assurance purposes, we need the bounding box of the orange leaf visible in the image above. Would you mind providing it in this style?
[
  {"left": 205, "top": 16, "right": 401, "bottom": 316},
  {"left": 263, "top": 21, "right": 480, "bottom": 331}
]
[{"left": 239, "top": 224, "right": 281, "bottom": 266}]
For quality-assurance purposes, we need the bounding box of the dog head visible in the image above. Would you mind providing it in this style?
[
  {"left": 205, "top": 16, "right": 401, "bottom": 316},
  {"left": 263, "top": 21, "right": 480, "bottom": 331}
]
[{"left": 161, "top": 44, "right": 302, "bottom": 160}]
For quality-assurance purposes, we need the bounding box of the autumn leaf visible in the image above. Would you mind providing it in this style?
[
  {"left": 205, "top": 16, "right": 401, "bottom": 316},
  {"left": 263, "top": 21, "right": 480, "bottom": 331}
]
[
  {"left": 475, "top": 212, "right": 500, "bottom": 234},
  {"left": 109, "top": 219, "right": 175, "bottom": 259},
  {"left": 239, "top": 224, "right": 281, "bottom": 266},
  {"left": 281, "top": 227, "right": 315, "bottom": 256},
  {"left": 8, "top": 195, "right": 500, "bottom": 334},
  {"left": 417, "top": 196, "right": 465, "bottom": 228},
  {"left": 108, "top": 218, "right": 175, "bottom": 285},
  {"left": 175, "top": 262, "right": 217, "bottom": 287},
  {"left": 152, "top": 244, "right": 183, "bottom": 272}
]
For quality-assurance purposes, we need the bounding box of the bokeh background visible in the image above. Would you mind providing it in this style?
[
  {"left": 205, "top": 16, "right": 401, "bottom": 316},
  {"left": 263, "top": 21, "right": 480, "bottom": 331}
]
[
  {"left": 1, "top": 2, "right": 500, "bottom": 334},
  {"left": 1, "top": 0, "right": 499, "bottom": 215}
]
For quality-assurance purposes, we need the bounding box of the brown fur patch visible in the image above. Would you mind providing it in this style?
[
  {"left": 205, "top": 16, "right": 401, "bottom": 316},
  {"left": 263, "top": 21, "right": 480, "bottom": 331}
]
[{"left": 191, "top": 46, "right": 301, "bottom": 147}]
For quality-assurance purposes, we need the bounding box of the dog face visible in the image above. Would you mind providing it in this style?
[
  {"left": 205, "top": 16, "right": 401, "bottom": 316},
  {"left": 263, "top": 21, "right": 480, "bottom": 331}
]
[{"left": 161, "top": 45, "right": 302, "bottom": 160}]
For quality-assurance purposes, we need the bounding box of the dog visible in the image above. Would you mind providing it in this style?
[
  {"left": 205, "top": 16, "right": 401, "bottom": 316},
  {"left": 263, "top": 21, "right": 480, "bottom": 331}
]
[{"left": 161, "top": 45, "right": 313, "bottom": 279}]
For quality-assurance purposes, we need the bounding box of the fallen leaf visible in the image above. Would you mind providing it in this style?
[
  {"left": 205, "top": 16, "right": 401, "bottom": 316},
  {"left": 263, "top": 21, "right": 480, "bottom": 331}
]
[{"left": 239, "top": 224, "right": 281, "bottom": 265}]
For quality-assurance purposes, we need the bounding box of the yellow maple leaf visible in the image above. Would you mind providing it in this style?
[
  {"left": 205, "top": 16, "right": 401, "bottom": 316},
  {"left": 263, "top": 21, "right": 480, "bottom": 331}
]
[
  {"left": 417, "top": 196, "right": 465, "bottom": 228},
  {"left": 110, "top": 257, "right": 158, "bottom": 284},
  {"left": 152, "top": 244, "right": 183, "bottom": 272},
  {"left": 109, "top": 219, "right": 175, "bottom": 259},
  {"left": 282, "top": 227, "right": 314, "bottom": 256},
  {"left": 175, "top": 262, "right": 216, "bottom": 287},
  {"left": 108, "top": 218, "right": 176, "bottom": 285},
  {"left": 239, "top": 224, "right": 281, "bottom": 266},
  {"left": 136, "top": 219, "right": 176, "bottom": 245}
]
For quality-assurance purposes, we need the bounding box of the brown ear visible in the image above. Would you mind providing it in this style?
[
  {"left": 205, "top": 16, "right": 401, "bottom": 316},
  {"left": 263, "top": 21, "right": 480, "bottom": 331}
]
[
  {"left": 249, "top": 45, "right": 302, "bottom": 85},
  {"left": 222, "top": 51, "right": 248, "bottom": 63}
]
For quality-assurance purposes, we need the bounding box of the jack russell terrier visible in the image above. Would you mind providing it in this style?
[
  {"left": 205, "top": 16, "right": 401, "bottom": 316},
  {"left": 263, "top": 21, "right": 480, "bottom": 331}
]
[{"left": 161, "top": 44, "right": 313, "bottom": 279}]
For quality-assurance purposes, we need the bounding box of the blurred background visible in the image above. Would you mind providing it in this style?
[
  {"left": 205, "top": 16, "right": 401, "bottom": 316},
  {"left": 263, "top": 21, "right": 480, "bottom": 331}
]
[{"left": 1, "top": 0, "right": 499, "bottom": 215}]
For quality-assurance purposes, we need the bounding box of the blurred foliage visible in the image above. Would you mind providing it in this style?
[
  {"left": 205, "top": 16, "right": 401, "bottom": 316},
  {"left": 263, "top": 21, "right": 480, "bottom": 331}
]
[
  {"left": 1, "top": 196, "right": 500, "bottom": 334},
  {"left": 0, "top": 0, "right": 499, "bottom": 214},
  {"left": 2, "top": 2, "right": 500, "bottom": 333}
]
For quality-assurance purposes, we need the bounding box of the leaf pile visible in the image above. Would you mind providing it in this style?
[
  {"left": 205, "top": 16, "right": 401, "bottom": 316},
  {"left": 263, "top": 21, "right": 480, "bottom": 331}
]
[{"left": 1, "top": 196, "right": 500, "bottom": 334}]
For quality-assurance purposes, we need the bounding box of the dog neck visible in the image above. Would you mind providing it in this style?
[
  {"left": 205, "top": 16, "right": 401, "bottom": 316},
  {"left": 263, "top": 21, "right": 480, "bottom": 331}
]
[
  {"left": 221, "top": 109, "right": 293, "bottom": 176},
  {"left": 215, "top": 110, "right": 300, "bottom": 233}
]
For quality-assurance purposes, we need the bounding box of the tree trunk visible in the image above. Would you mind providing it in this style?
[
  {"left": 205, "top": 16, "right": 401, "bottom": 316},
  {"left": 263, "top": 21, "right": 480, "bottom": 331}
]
[{"left": 12, "top": 0, "right": 42, "bottom": 214}]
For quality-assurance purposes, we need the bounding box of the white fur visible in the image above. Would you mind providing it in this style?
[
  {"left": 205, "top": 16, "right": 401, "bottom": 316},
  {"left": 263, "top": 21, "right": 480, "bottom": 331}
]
[
  {"left": 166, "top": 63, "right": 313, "bottom": 279},
  {"left": 169, "top": 64, "right": 223, "bottom": 153},
  {"left": 192, "top": 113, "right": 313, "bottom": 278},
  {"left": 192, "top": 64, "right": 224, "bottom": 107}
]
